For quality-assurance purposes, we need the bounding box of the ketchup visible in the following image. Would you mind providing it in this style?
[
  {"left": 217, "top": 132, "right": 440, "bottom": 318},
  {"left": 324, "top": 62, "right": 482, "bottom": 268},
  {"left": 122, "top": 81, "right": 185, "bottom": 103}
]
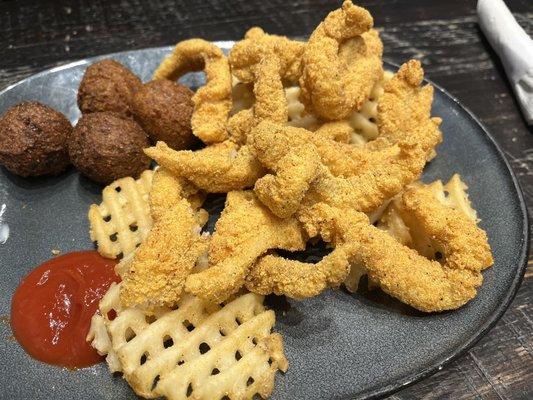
[{"left": 10, "top": 251, "right": 119, "bottom": 369}]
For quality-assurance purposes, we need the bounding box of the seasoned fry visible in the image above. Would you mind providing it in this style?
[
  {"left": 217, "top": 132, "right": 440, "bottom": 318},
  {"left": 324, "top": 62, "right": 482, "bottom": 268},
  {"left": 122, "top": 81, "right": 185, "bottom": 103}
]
[
  {"left": 88, "top": 170, "right": 154, "bottom": 259},
  {"left": 88, "top": 285, "right": 287, "bottom": 400}
]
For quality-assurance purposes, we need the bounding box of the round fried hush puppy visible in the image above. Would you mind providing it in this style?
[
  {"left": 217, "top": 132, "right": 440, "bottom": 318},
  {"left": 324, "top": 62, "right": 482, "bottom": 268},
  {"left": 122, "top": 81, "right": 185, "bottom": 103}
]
[
  {"left": 0, "top": 101, "right": 71, "bottom": 177},
  {"left": 77, "top": 59, "right": 142, "bottom": 117},
  {"left": 68, "top": 112, "right": 150, "bottom": 184},
  {"left": 132, "top": 79, "right": 197, "bottom": 150}
]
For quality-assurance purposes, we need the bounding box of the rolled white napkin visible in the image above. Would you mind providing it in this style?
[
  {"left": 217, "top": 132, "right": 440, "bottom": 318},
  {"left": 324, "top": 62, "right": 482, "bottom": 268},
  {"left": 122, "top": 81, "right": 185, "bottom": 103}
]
[{"left": 477, "top": 0, "right": 533, "bottom": 125}]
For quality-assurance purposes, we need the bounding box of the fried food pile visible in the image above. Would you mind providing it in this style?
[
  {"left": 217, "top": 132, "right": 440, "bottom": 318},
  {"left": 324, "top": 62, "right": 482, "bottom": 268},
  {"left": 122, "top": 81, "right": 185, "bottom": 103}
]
[{"left": 88, "top": 1, "right": 493, "bottom": 398}]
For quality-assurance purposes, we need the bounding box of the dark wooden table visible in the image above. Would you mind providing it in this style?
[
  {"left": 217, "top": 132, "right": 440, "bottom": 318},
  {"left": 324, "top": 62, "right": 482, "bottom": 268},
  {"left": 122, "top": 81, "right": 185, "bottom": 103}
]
[{"left": 1, "top": 0, "right": 531, "bottom": 398}]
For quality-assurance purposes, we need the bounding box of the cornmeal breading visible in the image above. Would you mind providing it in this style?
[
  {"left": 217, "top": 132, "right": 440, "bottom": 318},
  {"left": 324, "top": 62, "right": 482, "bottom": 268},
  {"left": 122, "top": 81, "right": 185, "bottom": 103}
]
[
  {"left": 185, "top": 191, "right": 306, "bottom": 303},
  {"left": 150, "top": 167, "right": 205, "bottom": 222},
  {"left": 299, "top": 1, "right": 382, "bottom": 120},
  {"left": 120, "top": 199, "right": 208, "bottom": 308},
  {"left": 397, "top": 183, "right": 493, "bottom": 271},
  {"left": 145, "top": 141, "right": 265, "bottom": 193},
  {"left": 377, "top": 59, "right": 442, "bottom": 159},
  {"left": 229, "top": 27, "right": 305, "bottom": 84},
  {"left": 153, "top": 39, "right": 232, "bottom": 144},
  {"left": 254, "top": 144, "right": 321, "bottom": 218}
]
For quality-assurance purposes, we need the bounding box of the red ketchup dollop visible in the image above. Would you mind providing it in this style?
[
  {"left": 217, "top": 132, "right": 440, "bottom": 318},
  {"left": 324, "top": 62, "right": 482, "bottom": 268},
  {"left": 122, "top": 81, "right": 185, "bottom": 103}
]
[{"left": 10, "top": 251, "right": 119, "bottom": 369}]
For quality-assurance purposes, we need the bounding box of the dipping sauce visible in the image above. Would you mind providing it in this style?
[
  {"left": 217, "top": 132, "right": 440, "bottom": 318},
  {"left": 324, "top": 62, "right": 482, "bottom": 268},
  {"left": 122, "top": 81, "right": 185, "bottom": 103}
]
[{"left": 10, "top": 251, "right": 119, "bottom": 368}]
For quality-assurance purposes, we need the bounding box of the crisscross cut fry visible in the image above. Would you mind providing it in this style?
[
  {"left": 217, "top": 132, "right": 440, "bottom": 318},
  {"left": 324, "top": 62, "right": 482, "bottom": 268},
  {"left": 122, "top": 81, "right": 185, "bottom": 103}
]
[
  {"left": 88, "top": 170, "right": 154, "bottom": 259},
  {"left": 153, "top": 39, "right": 232, "bottom": 144},
  {"left": 87, "top": 285, "right": 288, "bottom": 400}
]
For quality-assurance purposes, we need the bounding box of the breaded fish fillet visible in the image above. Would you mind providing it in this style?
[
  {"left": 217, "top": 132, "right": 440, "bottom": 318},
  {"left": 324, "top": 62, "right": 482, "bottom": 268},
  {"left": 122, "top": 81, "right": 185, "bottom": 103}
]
[
  {"left": 299, "top": 1, "right": 383, "bottom": 120},
  {"left": 145, "top": 141, "right": 265, "bottom": 193},
  {"left": 377, "top": 59, "right": 442, "bottom": 159},
  {"left": 120, "top": 198, "right": 207, "bottom": 308},
  {"left": 185, "top": 191, "right": 306, "bottom": 303}
]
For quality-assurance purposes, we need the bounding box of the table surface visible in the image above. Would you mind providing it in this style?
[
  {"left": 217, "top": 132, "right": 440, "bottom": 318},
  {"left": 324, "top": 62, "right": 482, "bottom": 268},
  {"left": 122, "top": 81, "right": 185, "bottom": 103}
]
[{"left": 1, "top": 0, "right": 532, "bottom": 398}]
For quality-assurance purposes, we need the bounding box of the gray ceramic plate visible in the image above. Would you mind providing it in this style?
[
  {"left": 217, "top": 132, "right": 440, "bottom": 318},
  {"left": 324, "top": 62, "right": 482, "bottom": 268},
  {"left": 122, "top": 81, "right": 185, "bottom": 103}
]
[{"left": 0, "top": 44, "right": 528, "bottom": 400}]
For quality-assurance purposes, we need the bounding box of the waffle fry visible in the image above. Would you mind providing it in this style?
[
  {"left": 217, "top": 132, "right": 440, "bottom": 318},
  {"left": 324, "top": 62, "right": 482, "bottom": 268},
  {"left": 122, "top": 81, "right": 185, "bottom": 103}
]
[
  {"left": 88, "top": 283, "right": 287, "bottom": 400},
  {"left": 88, "top": 170, "right": 154, "bottom": 259},
  {"left": 429, "top": 173, "right": 478, "bottom": 222},
  {"left": 347, "top": 70, "right": 393, "bottom": 141}
]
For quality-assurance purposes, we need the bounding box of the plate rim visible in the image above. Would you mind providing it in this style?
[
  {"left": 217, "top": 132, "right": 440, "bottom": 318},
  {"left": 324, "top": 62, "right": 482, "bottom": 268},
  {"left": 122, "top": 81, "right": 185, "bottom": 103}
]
[{"left": 0, "top": 46, "right": 529, "bottom": 400}]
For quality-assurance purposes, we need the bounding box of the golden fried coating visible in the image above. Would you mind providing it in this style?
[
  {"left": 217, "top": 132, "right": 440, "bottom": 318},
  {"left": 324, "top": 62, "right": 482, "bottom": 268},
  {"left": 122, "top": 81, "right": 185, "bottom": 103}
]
[
  {"left": 299, "top": 1, "right": 383, "bottom": 120},
  {"left": 250, "top": 120, "right": 396, "bottom": 178},
  {"left": 229, "top": 27, "right": 305, "bottom": 84},
  {"left": 304, "top": 142, "right": 426, "bottom": 214},
  {"left": 145, "top": 141, "right": 265, "bottom": 193},
  {"left": 149, "top": 167, "right": 206, "bottom": 223},
  {"left": 396, "top": 183, "right": 493, "bottom": 271},
  {"left": 313, "top": 121, "right": 353, "bottom": 143},
  {"left": 352, "top": 221, "right": 485, "bottom": 312},
  {"left": 185, "top": 191, "right": 306, "bottom": 303},
  {"left": 246, "top": 203, "right": 366, "bottom": 299},
  {"left": 254, "top": 144, "right": 321, "bottom": 218},
  {"left": 120, "top": 198, "right": 208, "bottom": 308},
  {"left": 297, "top": 202, "right": 490, "bottom": 311},
  {"left": 246, "top": 249, "right": 351, "bottom": 299},
  {"left": 228, "top": 57, "right": 287, "bottom": 145},
  {"left": 153, "top": 39, "right": 232, "bottom": 144},
  {"left": 377, "top": 59, "right": 442, "bottom": 158},
  {"left": 250, "top": 120, "right": 425, "bottom": 216}
]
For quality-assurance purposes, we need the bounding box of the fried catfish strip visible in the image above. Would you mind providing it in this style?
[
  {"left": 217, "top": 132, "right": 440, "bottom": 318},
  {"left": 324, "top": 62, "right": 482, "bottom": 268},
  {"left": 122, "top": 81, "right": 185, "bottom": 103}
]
[
  {"left": 120, "top": 198, "right": 208, "bottom": 308},
  {"left": 351, "top": 222, "right": 485, "bottom": 312},
  {"left": 228, "top": 57, "right": 288, "bottom": 145},
  {"left": 145, "top": 141, "right": 265, "bottom": 193},
  {"left": 349, "top": 183, "right": 493, "bottom": 312},
  {"left": 150, "top": 167, "right": 205, "bottom": 222},
  {"left": 254, "top": 144, "right": 321, "bottom": 218},
  {"left": 246, "top": 249, "right": 351, "bottom": 299},
  {"left": 299, "top": 1, "right": 383, "bottom": 120},
  {"left": 396, "top": 183, "right": 493, "bottom": 271},
  {"left": 246, "top": 204, "right": 366, "bottom": 299},
  {"left": 314, "top": 121, "right": 353, "bottom": 143},
  {"left": 185, "top": 191, "right": 306, "bottom": 303},
  {"left": 229, "top": 27, "right": 305, "bottom": 84},
  {"left": 251, "top": 200, "right": 492, "bottom": 311},
  {"left": 250, "top": 120, "right": 395, "bottom": 177},
  {"left": 303, "top": 142, "right": 426, "bottom": 215},
  {"left": 377, "top": 59, "right": 442, "bottom": 158},
  {"left": 250, "top": 120, "right": 425, "bottom": 216},
  {"left": 153, "top": 39, "right": 232, "bottom": 144}
]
